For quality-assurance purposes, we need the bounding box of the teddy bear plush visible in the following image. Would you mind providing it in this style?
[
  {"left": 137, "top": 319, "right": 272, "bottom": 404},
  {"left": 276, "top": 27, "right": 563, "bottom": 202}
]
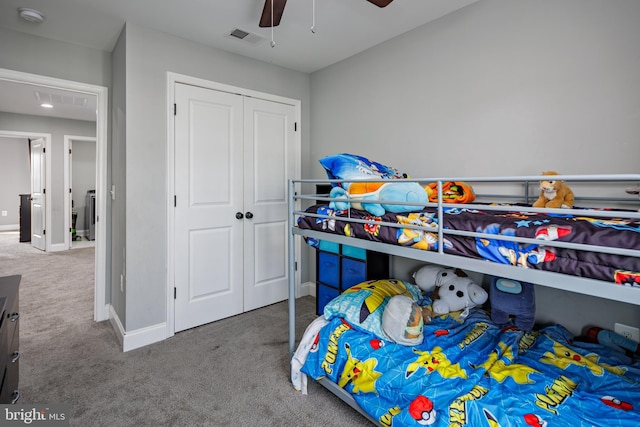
[
  {"left": 532, "top": 171, "right": 574, "bottom": 209},
  {"left": 412, "top": 264, "right": 488, "bottom": 316},
  {"left": 489, "top": 277, "right": 536, "bottom": 331}
]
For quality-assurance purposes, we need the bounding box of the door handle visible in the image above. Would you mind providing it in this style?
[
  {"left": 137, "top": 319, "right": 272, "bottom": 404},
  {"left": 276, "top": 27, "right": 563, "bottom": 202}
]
[
  {"left": 245, "top": 212, "right": 254, "bottom": 219},
  {"left": 235, "top": 212, "right": 244, "bottom": 220}
]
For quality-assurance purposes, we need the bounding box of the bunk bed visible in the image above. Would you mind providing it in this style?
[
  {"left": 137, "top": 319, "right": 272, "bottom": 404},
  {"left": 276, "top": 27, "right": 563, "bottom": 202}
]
[{"left": 287, "top": 171, "right": 640, "bottom": 426}]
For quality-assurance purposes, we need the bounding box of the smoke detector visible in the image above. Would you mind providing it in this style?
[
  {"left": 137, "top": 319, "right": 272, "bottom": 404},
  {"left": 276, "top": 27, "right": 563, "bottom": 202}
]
[{"left": 18, "top": 7, "right": 45, "bottom": 23}]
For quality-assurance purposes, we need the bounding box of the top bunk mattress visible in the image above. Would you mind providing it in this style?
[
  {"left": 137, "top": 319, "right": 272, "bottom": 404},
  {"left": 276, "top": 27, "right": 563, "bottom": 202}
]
[{"left": 296, "top": 203, "right": 640, "bottom": 287}]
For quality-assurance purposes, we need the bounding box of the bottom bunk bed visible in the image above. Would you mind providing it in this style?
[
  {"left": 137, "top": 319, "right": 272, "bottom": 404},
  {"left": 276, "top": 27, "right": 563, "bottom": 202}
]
[
  {"left": 287, "top": 171, "right": 640, "bottom": 426},
  {"left": 291, "top": 292, "right": 640, "bottom": 426}
]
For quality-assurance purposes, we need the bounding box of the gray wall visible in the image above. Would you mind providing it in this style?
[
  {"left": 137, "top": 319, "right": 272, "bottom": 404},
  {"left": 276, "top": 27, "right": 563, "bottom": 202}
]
[
  {"left": 1, "top": 1, "right": 637, "bottom": 343},
  {"left": 0, "top": 25, "right": 113, "bottom": 309},
  {"left": 0, "top": 136, "right": 30, "bottom": 229},
  {"left": 308, "top": 0, "right": 640, "bottom": 335},
  {"left": 117, "top": 23, "right": 311, "bottom": 331},
  {"left": 110, "top": 27, "right": 127, "bottom": 326},
  {"left": 0, "top": 27, "right": 111, "bottom": 88},
  {"left": 0, "top": 113, "right": 96, "bottom": 243}
]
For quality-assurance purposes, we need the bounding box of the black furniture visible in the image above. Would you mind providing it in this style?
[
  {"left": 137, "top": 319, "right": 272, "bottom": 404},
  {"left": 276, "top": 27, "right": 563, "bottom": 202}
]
[
  {"left": 19, "top": 195, "right": 30, "bottom": 243},
  {"left": 313, "top": 184, "right": 390, "bottom": 314},
  {"left": 315, "top": 242, "right": 389, "bottom": 315},
  {"left": 0, "top": 275, "right": 20, "bottom": 404},
  {"left": 86, "top": 190, "right": 96, "bottom": 241}
]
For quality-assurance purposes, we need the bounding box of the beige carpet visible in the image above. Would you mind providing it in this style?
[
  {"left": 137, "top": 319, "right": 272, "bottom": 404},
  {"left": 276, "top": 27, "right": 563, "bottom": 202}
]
[{"left": 0, "top": 232, "right": 371, "bottom": 426}]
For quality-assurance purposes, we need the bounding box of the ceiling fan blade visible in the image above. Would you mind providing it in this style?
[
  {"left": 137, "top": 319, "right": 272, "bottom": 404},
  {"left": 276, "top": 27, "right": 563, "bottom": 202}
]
[
  {"left": 259, "top": 0, "right": 287, "bottom": 27},
  {"left": 367, "top": 0, "right": 394, "bottom": 7}
]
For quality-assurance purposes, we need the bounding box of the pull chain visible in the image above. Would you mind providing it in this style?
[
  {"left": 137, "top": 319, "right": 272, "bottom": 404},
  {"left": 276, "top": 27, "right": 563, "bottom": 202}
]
[
  {"left": 270, "top": 0, "right": 276, "bottom": 47},
  {"left": 310, "top": 0, "right": 316, "bottom": 33}
]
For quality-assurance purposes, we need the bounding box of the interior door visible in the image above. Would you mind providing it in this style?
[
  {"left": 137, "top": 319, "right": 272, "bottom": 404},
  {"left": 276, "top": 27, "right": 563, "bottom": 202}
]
[
  {"left": 174, "top": 83, "right": 244, "bottom": 332},
  {"left": 30, "top": 137, "right": 46, "bottom": 251},
  {"left": 243, "top": 97, "right": 296, "bottom": 311},
  {"left": 68, "top": 140, "right": 73, "bottom": 248}
]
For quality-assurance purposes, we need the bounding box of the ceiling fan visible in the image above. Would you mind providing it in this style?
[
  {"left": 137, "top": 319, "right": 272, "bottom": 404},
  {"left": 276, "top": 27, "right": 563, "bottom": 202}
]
[{"left": 259, "top": 0, "right": 394, "bottom": 27}]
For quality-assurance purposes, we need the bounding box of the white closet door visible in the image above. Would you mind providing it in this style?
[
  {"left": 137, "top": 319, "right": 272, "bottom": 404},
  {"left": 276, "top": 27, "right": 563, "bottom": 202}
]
[
  {"left": 174, "top": 83, "right": 244, "bottom": 332},
  {"left": 30, "top": 138, "right": 46, "bottom": 251},
  {"left": 243, "top": 97, "right": 296, "bottom": 311}
]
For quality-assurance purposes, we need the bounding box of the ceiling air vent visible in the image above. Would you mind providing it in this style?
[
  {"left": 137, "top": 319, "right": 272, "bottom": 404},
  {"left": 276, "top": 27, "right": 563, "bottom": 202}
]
[{"left": 226, "top": 28, "right": 265, "bottom": 45}]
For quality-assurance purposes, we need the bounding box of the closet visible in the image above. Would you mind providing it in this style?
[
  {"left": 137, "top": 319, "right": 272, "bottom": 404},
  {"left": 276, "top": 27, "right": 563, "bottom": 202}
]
[{"left": 173, "top": 82, "right": 298, "bottom": 332}]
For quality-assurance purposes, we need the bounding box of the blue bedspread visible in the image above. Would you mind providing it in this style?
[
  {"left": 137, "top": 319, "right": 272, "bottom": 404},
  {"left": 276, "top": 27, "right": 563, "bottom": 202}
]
[{"left": 300, "top": 309, "right": 640, "bottom": 426}]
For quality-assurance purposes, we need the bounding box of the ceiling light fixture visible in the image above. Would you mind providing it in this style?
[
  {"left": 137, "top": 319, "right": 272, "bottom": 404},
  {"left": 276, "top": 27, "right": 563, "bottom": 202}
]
[
  {"left": 40, "top": 103, "right": 53, "bottom": 109},
  {"left": 18, "top": 7, "right": 45, "bottom": 23}
]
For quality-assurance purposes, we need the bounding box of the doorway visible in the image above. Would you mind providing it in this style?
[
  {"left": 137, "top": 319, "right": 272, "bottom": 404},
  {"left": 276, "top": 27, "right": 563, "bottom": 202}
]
[
  {"left": 65, "top": 136, "right": 97, "bottom": 250},
  {"left": 0, "top": 68, "right": 109, "bottom": 322},
  {"left": 0, "top": 132, "right": 51, "bottom": 249}
]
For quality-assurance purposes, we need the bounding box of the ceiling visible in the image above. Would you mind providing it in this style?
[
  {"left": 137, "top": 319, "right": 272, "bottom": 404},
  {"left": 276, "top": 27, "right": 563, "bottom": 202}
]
[{"left": 0, "top": 0, "right": 478, "bottom": 121}]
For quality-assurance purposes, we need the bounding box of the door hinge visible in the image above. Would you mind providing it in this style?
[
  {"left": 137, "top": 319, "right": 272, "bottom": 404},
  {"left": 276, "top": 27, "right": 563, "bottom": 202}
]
[
  {"left": 174, "top": 103, "right": 177, "bottom": 116},
  {"left": 174, "top": 195, "right": 177, "bottom": 207},
  {"left": 43, "top": 229, "right": 46, "bottom": 235},
  {"left": 174, "top": 287, "right": 177, "bottom": 299},
  {"left": 295, "top": 261, "right": 298, "bottom": 271},
  {"left": 43, "top": 188, "right": 46, "bottom": 194},
  {"left": 294, "top": 122, "right": 297, "bottom": 131},
  {"left": 69, "top": 148, "right": 72, "bottom": 154},
  {"left": 43, "top": 147, "right": 46, "bottom": 154},
  {"left": 69, "top": 188, "right": 72, "bottom": 193}
]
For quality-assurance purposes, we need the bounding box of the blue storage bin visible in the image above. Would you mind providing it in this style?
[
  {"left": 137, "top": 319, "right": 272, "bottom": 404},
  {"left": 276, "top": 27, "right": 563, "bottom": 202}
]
[
  {"left": 319, "top": 240, "right": 340, "bottom": 254},
  {"left": 317, "top": 284, "right": 339, "bottom": 315},
  {"left": 341, "top": 258, "right": 367, "bottom": 289},
  {"left": 342, "top": 245, "right": 366, "bottom": 260},
  {"left": 318, "top": 252, "right": 340, "bottom": 287}
]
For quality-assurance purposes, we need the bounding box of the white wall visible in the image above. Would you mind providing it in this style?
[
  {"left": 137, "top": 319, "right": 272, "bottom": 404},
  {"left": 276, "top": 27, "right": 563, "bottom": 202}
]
[{"left": 308, "top": 0, "right": 640, "bottom": 335}]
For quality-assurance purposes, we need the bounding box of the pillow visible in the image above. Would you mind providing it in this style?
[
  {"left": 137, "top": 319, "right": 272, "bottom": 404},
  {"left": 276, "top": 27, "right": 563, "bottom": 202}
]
[
  {"left": 323, "top": 279, "right": 422, "bottom": 341},
  {"left": 319, "top": 153, "right": 406, "bottom": 190},
  {"left": 382, "top": 295, "right": 424, "bottom": 345}
]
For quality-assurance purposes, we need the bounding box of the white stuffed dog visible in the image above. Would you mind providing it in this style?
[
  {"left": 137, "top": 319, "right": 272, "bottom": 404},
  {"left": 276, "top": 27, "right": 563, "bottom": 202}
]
[{"left": 412, "top": 264, "right": 488, "bottom": 316}]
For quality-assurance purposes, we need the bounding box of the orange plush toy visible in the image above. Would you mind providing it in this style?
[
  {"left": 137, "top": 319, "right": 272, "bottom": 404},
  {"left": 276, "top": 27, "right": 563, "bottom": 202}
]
[
  {"left": 425, "top": 181, "right": 475, "bottom": 204},
  {"left": 532, "top": 171, "right": 574, "bottom": 209}
]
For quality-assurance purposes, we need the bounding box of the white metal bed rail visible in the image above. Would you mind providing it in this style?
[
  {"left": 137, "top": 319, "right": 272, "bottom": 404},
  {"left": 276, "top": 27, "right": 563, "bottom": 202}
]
[{"left": 287, "top": 174, "right": 640, "bottom": 356}]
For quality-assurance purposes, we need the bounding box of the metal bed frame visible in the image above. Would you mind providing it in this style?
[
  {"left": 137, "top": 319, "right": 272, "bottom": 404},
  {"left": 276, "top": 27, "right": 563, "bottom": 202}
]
[{"left": 287, "top": 174, "right": 640, "bottom": 421}]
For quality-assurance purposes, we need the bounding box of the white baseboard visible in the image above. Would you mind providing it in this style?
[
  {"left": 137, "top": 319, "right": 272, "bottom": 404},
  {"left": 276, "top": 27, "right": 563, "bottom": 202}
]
[
  {"left": 105, "top": 282, "right": 316, "bottom": 353},
  {"left": 300, "top": 280, "right": 316, "bottom": 298},
  {"left": 50, "top": 242, "right": 67, "bottom": 252},
  {"left": 108, "top": 305, "right": 125, "bottom": 347},
  {"left": 95, "top": 303, "right": 109, "bottom": 322},
  {"left": 108, "top": 304, "right": 168, "bottom": 352},
  {"left": 0, "top": 225, "right": 19, "bottom": 232}
]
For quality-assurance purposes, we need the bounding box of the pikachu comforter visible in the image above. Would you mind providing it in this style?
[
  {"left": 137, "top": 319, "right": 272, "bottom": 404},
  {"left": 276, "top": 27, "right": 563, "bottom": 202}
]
[{"left": 294, "top": 308, "right": 640, "bottom": 426}]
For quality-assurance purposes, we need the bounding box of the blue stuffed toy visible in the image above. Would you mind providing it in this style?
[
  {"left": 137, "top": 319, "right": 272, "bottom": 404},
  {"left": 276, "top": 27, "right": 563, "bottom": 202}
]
[
  {"left": 329, "top": 181, "right": 427, "bottom": 216},
  {"left": 489, "top": 277, "right": 536, "bottom": 331}
]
